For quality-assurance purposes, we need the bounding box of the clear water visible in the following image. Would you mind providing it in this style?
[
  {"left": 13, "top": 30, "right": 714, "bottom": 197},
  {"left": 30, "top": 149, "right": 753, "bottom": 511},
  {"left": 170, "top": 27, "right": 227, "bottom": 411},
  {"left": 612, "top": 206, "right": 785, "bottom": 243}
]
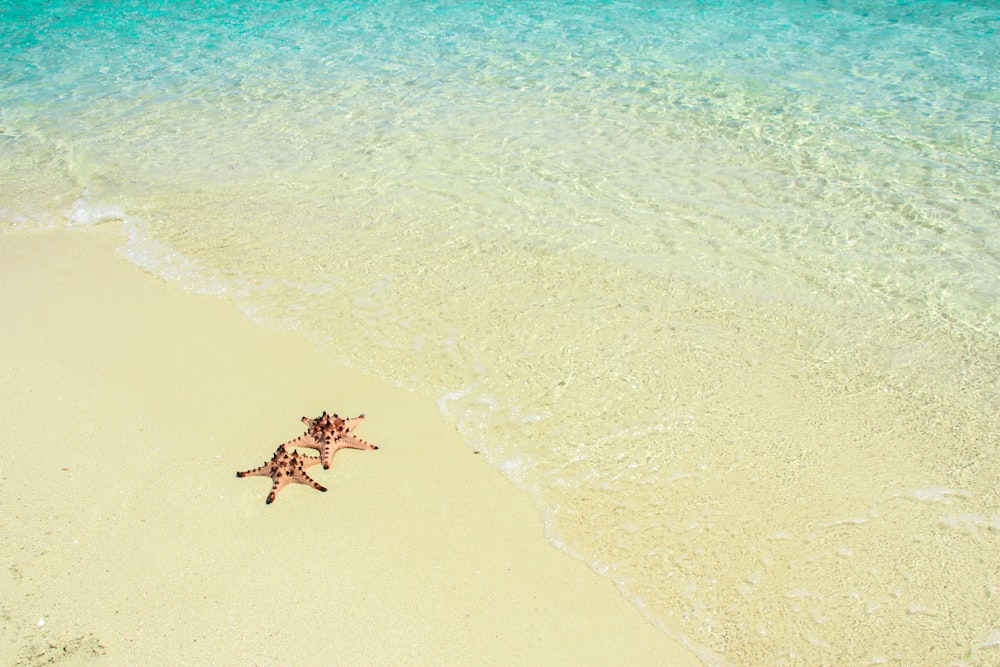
[{"left": 3, "top": 1, "right": 999, "bottom": 664}]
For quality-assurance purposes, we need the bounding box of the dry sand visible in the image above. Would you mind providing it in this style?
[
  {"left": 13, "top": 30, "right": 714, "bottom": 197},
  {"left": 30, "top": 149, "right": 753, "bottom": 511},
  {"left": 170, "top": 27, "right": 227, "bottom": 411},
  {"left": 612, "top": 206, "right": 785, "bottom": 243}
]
[{"left": 0, "top": 229, "right": 702, "bottom": 666}]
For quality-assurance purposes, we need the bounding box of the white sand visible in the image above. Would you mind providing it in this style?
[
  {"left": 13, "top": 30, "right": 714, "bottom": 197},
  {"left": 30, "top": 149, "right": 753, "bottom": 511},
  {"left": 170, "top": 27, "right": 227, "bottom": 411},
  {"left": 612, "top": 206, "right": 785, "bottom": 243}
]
[{"left": 0, "top": 230, "right": 701, "bottom": 666}]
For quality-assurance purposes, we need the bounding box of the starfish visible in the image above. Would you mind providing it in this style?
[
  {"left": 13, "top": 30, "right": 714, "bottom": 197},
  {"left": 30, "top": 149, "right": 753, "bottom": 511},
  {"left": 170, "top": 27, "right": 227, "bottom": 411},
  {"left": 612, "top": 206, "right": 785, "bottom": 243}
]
[
  {"left": 300, "top": 411, "right": 378, "bottom": 469},
  {"left": 236, "top": 444, "right": 326, "bottom": 504}
]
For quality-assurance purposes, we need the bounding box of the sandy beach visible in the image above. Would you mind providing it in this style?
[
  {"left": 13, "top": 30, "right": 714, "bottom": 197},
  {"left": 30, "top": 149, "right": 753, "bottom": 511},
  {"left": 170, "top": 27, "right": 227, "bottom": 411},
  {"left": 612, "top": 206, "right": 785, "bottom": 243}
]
[{"left": 0, "top": 229, "right": 702, "bottom": 666}]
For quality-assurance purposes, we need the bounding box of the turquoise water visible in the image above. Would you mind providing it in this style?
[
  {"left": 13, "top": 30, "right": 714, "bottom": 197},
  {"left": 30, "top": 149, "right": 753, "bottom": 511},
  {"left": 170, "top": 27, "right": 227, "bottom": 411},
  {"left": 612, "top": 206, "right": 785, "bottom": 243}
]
[{"left": 3, "top": 1, "right": 999, "bottom": 664}]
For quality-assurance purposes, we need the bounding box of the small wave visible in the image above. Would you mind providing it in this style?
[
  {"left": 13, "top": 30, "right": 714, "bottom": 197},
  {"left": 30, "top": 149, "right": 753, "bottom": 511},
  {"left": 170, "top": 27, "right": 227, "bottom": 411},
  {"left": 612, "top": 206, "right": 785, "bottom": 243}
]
[
  {"left": 940, "top": 512, "right": 1000, "bottom": 533},
  {"left": 63, "top": 192, "right": 241, "bottom": 300},
  {"left": 120, "top": 226, "right": 235, "bottom": 299},
  {"left": 893, "top": 487, "right": 970, "bottom": 503},
  {"left": 67, "top": 195, "right": 126, "bottom": 228}
]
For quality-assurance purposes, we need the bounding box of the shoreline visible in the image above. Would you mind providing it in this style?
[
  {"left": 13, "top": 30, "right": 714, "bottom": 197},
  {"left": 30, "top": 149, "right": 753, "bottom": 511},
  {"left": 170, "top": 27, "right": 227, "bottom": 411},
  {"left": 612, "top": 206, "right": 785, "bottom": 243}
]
[{"left": 0, "top": 229, "right": 702, "bottom": 666}]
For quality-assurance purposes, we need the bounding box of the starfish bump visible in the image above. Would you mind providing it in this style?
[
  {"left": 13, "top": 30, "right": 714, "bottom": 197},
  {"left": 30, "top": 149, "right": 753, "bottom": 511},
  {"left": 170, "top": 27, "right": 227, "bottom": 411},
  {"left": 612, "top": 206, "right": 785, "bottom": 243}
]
[
  {"left": 301, "top": 411, "right": 379, "bottom": 469},
  {"left": 236, "top": 444, "right": 326, "bottom": 504}
]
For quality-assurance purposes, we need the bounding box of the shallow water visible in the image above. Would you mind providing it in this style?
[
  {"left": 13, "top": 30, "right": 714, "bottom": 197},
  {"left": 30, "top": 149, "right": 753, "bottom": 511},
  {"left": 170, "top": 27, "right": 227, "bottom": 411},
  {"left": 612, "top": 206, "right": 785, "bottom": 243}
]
[{"left": 3, "top": 1, "right": 999, "bottom": 664}]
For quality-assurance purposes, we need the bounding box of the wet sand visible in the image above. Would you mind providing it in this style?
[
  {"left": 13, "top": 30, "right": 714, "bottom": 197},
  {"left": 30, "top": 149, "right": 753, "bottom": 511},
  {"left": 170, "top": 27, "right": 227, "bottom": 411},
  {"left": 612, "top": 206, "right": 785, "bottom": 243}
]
[{"left": 0, "top": 229, "right": 702, "bottom": 666}]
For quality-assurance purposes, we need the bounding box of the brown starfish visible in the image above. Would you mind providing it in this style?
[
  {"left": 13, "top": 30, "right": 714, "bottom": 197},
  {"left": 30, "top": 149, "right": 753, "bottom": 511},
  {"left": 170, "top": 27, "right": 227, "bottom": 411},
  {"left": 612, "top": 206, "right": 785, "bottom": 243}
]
[
  {"left": 236, "top": 444, "right": 326, "bottom": 504},
  {"left": 301, "top": 411, "right": 378, "bottom": 469}
]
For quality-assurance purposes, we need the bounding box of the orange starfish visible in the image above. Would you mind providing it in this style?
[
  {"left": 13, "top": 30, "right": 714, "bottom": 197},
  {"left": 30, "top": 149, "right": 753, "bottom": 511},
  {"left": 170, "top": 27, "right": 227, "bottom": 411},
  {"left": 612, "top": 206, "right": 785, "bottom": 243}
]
[
  {"left": 236, "top": 444, "right": 326, "bottom": 504},
  {"left": 301, "top": 411, "right": 379, "bottom": 469}
]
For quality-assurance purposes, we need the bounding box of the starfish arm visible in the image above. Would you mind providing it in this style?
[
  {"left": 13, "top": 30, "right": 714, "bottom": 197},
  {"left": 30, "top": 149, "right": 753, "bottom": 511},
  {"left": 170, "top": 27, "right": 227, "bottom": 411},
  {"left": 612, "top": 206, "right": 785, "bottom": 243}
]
[
  {"left": 315, "top": 433, "right": 378, "bottom": 469},
  {"left": 333, "top": 433, "right": 379, "bottom": 452},
  {"left": 281, "top": 433, "right": 321, "bottom": 453},
  {"left": 265, "top": 482, "right": 281, "bottom": 504},
  {"left": 237, "top": 443, "right": 291, "bottom": 478},
  {"left": 297, "top": 472, "right": 328, "bottom": 494},
  {"left": 314, "top": 436, "right": 335, "bottom": 469},
  {"left": 236, "top": 461, "right": 276, "bottom": 478},
  {"left": 341, "top": 414, "right": 365, "bottom": 432},
  {"left": 295, "top": 453, "right": 325, "bottom": 470}
]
